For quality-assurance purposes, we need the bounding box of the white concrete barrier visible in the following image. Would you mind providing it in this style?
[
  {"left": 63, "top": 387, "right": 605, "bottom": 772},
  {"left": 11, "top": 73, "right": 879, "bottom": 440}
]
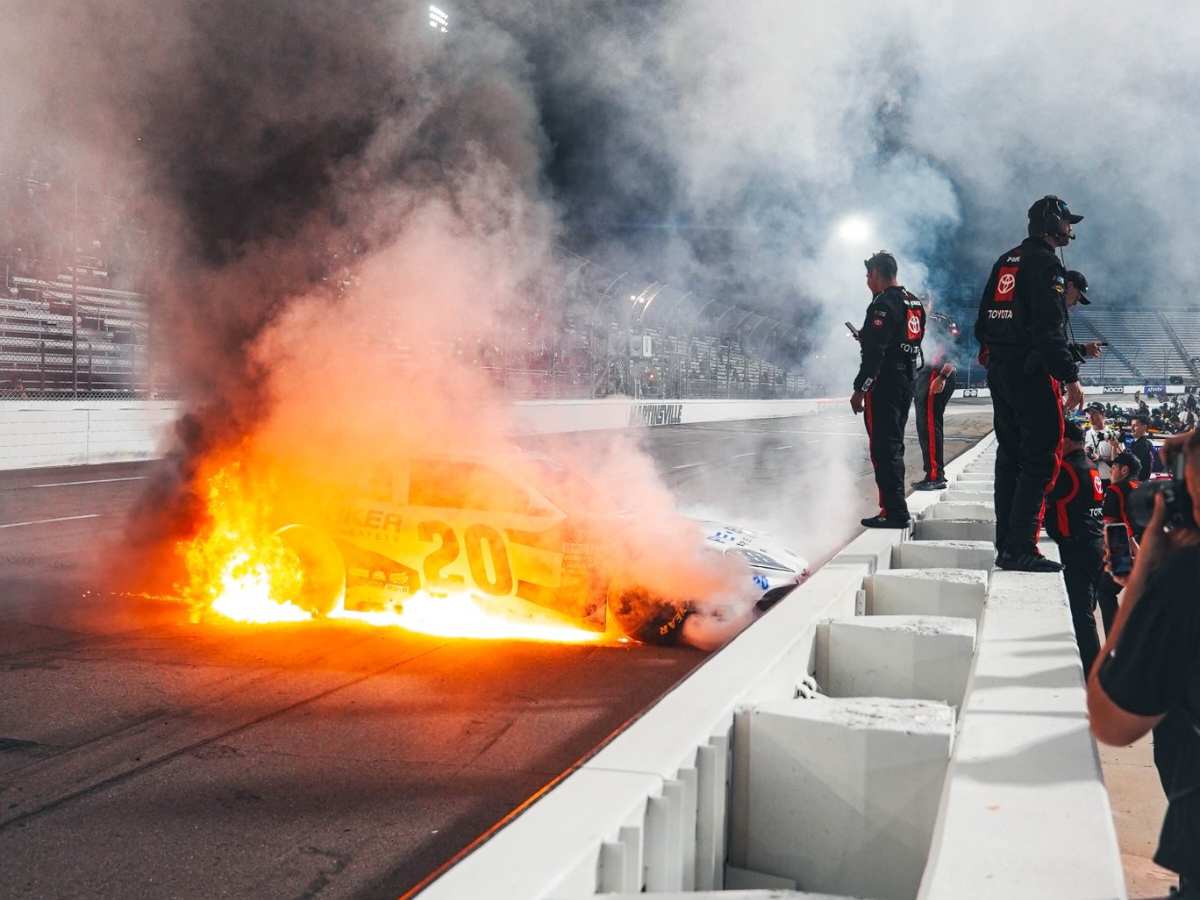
[
  {"left": 816, "top": 615, "right": 976, "bottom": 708},
  {"left": 737, "top": 695, "right": 955, "bottom": 900},
  {"left": 0, "top": 400, "right": 180, "bottom": 469},
  {"left": 418, "top": 431, "right": 1126, "bottom": 900},
  {"left": 0, "top": 396, "right": 847, "bottom": 471}
]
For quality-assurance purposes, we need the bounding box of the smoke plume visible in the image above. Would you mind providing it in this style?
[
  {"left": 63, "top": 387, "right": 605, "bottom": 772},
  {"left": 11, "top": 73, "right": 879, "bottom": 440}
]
[{"left": 6, "top": 1, "right": 1196, "bottom": 626}]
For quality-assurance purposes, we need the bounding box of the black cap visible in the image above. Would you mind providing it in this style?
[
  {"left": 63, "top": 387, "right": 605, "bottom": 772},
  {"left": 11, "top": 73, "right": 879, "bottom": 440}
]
[
  {"left": 1063, "top": 420, "right": 1085, "bottom": 443},
  {"left": 1066, "top": 270, "right": 1090, "bottom": 304},
  {"left": 1028, "top": 195, "right": 1084, "bottom": 232},
  {"left": 1086, "top": 402, "right": 1106, "bottom": 413}
]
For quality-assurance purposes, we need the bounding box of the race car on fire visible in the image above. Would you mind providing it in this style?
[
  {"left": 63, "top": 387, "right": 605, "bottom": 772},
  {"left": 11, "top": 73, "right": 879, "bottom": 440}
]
[{"left": 270, "top": 453, "right": 810, "bottom": 647}]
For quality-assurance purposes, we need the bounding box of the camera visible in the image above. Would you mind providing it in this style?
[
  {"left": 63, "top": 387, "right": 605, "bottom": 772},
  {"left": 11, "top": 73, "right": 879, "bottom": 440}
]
[{"left": 1129, "top": 447, "right": 1195, "bottom": 531}]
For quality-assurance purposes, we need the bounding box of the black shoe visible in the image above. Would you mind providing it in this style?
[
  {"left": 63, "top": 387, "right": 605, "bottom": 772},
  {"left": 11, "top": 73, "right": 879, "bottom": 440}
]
[
  {"left": 861, "top": 514, "right": 912, "bottom": 529},
  {"left": 995, "top": 550, "right": 1062, "bottom": 573},
  {"left": 912, "top": 479, "right": 948, "bottom": 491}
]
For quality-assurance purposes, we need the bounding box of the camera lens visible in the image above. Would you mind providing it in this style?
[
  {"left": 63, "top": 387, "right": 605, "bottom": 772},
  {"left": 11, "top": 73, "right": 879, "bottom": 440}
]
[{"left": 1127, "top": 482, "right": 1163, "bottom": 531}]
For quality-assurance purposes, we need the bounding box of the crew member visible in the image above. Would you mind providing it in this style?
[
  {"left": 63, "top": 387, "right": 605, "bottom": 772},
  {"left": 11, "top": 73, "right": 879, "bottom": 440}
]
[
  {"left": 1064, "top": 270, "right": 1104, "bottom": 361},
  {"left": 1104, "top": 451, "right": 1144, "bottom": 543},
  {"left": 974, "top": 195, "right": 1086, "bottom": 572},
  {"left": 1045, "top": 420, "right": 1106, "bottom": 672},
  {"left": 851, "top": 251, "right": 925, "bottom": 528},
  {"left": 913, "top": 299, "right": 959, "bottom": 490}
]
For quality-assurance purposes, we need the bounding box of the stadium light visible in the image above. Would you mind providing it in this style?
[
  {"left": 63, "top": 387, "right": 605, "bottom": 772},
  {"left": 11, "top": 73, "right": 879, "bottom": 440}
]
[
  {"left": 834, "top": 214, "right": 873, "bottom": 245},
  {"left": 429, "top": 4, "right": 449, "bottom": 33}
]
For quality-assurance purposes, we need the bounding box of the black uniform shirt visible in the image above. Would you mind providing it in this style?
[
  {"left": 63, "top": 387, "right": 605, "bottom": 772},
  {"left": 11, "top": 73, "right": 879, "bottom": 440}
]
[
  {"left": 853, "top": 286, "right": 926, "bottom": 392},
  {"left": 1099, "top": 545, "right": 1200, "bottom": 879},
  {"left": 1131, "top": 436, "right": 1160, "bottom": 480},
  {"left": 1103, "top": 479, "right": 1143, "bottom": 541},
  {"left": 1045, "top": 448, "right": 1104, "bottom": 543},
  {"left": 974, "top": 236, "right": 1079, "bottom": 383}
]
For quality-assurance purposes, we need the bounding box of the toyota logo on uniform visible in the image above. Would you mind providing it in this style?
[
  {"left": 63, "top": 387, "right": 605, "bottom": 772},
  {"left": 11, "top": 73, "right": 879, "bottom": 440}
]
[
  {"left": 906, "top": 311, "right": 922, "bottom": 340},
  {"left": 994, "top": 266, "right": 1019, "bottom": 301}
]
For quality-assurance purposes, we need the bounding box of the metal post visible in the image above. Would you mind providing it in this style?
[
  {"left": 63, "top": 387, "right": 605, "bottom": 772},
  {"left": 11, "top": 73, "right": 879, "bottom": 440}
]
[{"left": 70, "top": 175, "right": 79, "bottom": 398}]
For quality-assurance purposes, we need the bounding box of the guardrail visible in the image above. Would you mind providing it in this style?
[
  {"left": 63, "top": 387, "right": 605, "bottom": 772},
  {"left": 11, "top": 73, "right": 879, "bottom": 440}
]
[{"left": 414, "top": 433, "right": 1126, "bottom": 900}]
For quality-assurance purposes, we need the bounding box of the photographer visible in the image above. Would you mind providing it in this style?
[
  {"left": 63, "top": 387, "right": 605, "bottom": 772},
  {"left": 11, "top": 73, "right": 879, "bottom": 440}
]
[
  {"left": 1083, "top": 403, "right": 1115, "bottom": 488},
  {"left": 1088, "top": 431, "right": 1200, "bottom": 896}
]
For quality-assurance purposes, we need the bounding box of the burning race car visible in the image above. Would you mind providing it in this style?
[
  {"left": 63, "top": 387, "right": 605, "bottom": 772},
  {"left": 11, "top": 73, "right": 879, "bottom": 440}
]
[{"left": 272, "top": 454, "right": 809, "bottom": 648}]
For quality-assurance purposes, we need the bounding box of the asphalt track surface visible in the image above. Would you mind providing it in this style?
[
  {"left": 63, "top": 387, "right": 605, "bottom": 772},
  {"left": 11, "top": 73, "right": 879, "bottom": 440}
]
[{"left": 0, "top": 402, "right": 994, "bottom": 899}]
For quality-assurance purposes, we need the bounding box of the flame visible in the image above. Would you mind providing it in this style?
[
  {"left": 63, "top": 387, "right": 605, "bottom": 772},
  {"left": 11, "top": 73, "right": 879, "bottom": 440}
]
[
  {"left": 331, "top": 594, "right": 602, "bottom": 643},
  {"left": 180, "top": 462, "right": 604, "bottom": 643}
]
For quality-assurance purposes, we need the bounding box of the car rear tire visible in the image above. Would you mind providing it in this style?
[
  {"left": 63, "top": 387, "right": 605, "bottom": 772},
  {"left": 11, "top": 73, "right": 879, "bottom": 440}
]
[{"left": 275, "top": 525, "right": 346, "bottom": 617}]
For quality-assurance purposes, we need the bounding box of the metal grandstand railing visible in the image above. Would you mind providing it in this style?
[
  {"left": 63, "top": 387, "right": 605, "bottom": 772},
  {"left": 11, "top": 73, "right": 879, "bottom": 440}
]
[
  {"left": 0, "top": 262, "right": 163, "bottom": 400},
  {"left": 1075, "top": 306, "right": 1200, "bottom": 387}
]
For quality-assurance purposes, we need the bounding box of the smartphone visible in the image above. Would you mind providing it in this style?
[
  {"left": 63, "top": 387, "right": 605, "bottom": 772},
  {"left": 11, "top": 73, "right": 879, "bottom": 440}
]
[
  {"left": 1105, "top": 523, "right": 1134, "bottom": 577},
  {"left": 844, "top": 321, "right": 860, "bottom": 341}
]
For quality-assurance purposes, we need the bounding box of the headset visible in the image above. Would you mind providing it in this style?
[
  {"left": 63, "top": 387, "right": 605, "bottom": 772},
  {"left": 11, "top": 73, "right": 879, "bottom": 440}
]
[{"left": 1028, "top": 195, "right": 1078, "bottom": 247}]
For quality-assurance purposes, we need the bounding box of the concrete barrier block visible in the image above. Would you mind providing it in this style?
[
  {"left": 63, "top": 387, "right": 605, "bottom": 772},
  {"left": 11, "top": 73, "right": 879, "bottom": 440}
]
[
  {"left": 737, "top": 696, "right": 954, "bottom": 900},
  {"left": 722, "top": 865, "right": 798, "bottom": 889},
  {"left": 893, "top": 540, "right": 994, "bottom": 570},
  {"left": 924, "top": 501, "right": 995, "bottom": 522},
  {"left": 817, "top": 616, "right": 976, "bottom": 707},
  {"left": 920, "top": 567, "right": 1126, "bottom": 900},
  {"left": 954, "top": 472, "right": 994, "bottom": 483},
  {"left": 911, "top": 518, "right": 996, "bottom": 542},
  {"left": 942, "top": 487, "right": 993, "bottom": 501},
  {"left": 828, "top": 527, "right": 907, "bottom": 574},
  {"left": 866, "top": 568, "right": 988, "bottom": 621}
]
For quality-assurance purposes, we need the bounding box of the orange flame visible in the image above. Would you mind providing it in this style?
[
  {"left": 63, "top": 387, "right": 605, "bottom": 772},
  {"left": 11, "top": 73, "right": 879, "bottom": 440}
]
[{"left": 181, "top": 462, "right": 604, "bottom": 643}]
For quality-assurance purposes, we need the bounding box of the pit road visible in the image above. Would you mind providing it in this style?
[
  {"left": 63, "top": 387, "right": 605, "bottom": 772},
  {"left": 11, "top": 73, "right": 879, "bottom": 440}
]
[{"left": 0, "top": 404, "right": 993, "bottom": 899}]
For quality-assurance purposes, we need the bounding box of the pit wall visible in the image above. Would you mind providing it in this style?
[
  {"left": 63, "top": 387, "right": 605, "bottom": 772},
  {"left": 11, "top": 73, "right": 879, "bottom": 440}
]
[
  {"left": 0, "top": 383, "right": 1151, "bottom": 471},
  {"left": 416, "top": 432, "right": 1126, "bottom": 900},
  {"left": 0, "top": 397, "right": 845, "bottom": 470}
]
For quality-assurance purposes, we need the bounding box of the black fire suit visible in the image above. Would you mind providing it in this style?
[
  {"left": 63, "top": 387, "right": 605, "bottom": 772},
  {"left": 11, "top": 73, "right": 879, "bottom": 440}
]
[
  {"left": 915, "top": 326, "right": 959, "bottom": 483},
  {"left": 975, "top": 236, "right": 1079, "bottom": 556},
  {"left": 855, "top": 286, "right": 926, "bottom": 519},
  {"left": 1044, "top": 448, "right": 1106, "bottom": 672}
]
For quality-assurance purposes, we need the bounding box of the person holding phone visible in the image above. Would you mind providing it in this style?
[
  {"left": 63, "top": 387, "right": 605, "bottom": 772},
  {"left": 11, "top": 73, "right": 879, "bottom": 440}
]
[
  {"left": 1098, "top": 451, "right": 1143, "bottom": 635},
  {"left": 1088, "top": 431, "right": 1200, "bottom": 898}
]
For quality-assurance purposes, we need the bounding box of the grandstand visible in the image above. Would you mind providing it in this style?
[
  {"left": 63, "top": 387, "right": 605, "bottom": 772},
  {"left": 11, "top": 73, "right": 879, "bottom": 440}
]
[
  {"left": 1074, "top": 306, "right": 1200, "bottom": 386},
  {"left": 0, "top": 263, "right": 153, "bottom": 397},
  {"left": 9, "top": 164, "right": 1196, "bottom": 402}
]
